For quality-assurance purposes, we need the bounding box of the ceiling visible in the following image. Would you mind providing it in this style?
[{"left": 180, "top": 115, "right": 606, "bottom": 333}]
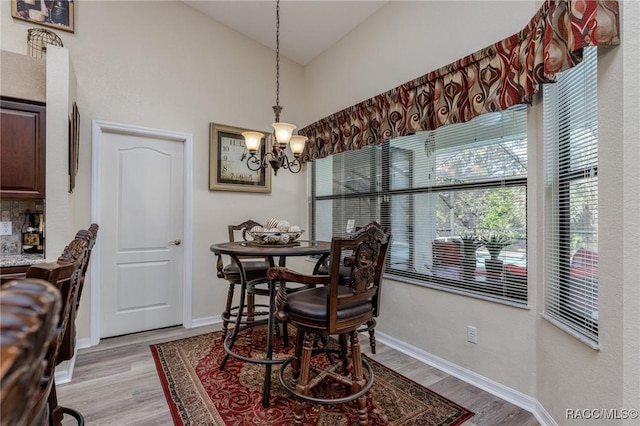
[{"left": 183, "top": 1, "right": 389, "bottom": 66}]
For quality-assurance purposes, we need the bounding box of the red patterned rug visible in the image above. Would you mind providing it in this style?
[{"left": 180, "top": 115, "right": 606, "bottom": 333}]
[{"left": 150, "top": 326, "right": 474, "bottom": 425}]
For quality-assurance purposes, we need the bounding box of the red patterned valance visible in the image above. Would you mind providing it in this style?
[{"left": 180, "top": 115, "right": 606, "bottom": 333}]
[{"left": 299, "top": 0, "right": 620, "bottom": 162}]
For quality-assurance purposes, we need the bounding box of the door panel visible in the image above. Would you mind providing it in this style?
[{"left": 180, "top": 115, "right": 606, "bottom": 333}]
[{"left": 99, "top": 131, "right": 183, "bottom": 338}]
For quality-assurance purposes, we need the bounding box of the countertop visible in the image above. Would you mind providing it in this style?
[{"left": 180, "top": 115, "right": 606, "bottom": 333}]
[{"left": 0, "top": 253, "right": 47, "bottom": 268}]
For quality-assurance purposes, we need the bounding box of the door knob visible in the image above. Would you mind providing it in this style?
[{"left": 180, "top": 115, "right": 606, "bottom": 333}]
[{"left": 168, "top": 239, "right": 182, "bottom": 246}]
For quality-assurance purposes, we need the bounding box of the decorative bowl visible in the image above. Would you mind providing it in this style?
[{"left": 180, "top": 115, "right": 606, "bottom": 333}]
[{"left": 248, "top": 229, "right": 305, "bottom": 245}]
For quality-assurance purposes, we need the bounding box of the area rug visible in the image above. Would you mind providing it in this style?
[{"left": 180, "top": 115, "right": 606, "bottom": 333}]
[{"left": 150, "top": 326, "right": 474, "bottom": 425}]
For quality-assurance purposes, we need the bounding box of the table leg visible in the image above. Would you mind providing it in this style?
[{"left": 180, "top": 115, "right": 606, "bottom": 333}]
[
  {"left": 277, "top": 255, "right": 290, "bottom": 348},
  {"left": 220, "top": 257, "right": 248, "bottom": 371},
  {"left": 262, "top": 277, "right": 276, "bottom": 407}
]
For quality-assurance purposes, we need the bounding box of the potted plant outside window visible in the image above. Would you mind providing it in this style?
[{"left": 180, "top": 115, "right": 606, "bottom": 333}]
[
  {"left": 481, "top": 233, "right": 513, "bottom": 277},
  {"left": 458, "top": 234, "right": 483, "bottom": 282}
]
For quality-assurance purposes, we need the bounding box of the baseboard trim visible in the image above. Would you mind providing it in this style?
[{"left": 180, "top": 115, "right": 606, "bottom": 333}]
[
  {"left": 76, "top": 337, "right": 92, "bottom": 350},
  {"left": 54, "top": 357, "right": 75, "bottom": 385},
  {"left": 375, "top": 331, "right": 557, "bottom": 426},
  {"left": 190, "top": 315, "right": 221, "bottom": 328}
]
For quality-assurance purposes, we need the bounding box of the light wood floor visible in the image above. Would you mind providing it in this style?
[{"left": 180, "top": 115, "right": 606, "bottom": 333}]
[{"left": 58, "top": 323, "right": 539, "bottom": 425}]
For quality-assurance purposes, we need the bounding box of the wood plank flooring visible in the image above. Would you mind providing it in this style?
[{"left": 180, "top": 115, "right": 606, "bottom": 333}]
[{"left": 58, "top": 324, "right": 539, "bottom": 425}]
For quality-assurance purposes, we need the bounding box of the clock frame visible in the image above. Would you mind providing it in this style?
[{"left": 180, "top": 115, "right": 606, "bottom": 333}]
[{"left": 209, "top": 123, "right": 272, "bottom": 193}]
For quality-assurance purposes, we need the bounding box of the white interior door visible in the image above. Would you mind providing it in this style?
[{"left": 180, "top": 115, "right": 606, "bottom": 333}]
[{"left": 97, "top": 124, "right": 185, "bottom": 338}]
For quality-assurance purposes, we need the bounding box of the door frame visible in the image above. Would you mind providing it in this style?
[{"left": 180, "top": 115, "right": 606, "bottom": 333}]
[{"left": 90, "top": 120, "right": 193, "bottom": 346}]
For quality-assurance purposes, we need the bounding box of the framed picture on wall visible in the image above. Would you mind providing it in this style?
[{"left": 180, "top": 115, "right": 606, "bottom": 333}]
[
  {"left": 209, "top": 123, "right": 271, "bottom": 193},
  {"left": 11, "top": 0, "right": 75, "bottom": 33}
]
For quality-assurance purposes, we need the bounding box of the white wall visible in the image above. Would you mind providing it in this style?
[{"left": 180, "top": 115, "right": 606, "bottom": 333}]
[
  {"left": 1, "top": 1, "right": 309, "bottom": 338},
  {"left": 304, "top": 1, "right": 639, "bottom": 424}
]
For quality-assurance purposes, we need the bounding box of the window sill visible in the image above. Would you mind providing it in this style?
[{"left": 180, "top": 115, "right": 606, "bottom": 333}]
[
  {"left": 540, "top": 312, "right": 600, "bottom": 350},
  {"left": 385, "top": 271, "right": 532, "bottom": 310}
]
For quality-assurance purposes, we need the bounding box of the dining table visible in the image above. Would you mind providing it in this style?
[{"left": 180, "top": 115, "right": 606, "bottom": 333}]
[{"left": 209, "top": 239, "right": 331, "bottom": 407}]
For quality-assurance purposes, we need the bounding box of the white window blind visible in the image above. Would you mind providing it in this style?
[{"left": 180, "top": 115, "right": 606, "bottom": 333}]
[
  {"left": 543, "top": 47, "right": 599, "bottom": 344},
  {"left": 311, "top": 105, "right": 528, "bottom": 304}
]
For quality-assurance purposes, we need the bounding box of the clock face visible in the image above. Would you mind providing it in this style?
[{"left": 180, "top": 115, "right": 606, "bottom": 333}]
[{"left": 218, "top": 133, "right": 263, "bottom": 184}]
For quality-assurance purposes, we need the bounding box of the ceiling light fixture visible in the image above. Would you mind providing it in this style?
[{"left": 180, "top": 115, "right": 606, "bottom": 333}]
[{"left": 242, "top": 0, "right": 307, "bottom": 175}]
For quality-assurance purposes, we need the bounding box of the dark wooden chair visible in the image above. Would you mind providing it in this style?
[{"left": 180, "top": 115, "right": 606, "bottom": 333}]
[
  {"left": 58, "top": 224, "right": 99, "bottom": 364},
  {"left": 23, "top": 223, "right": 99, "bottom": 426},
  {"left": 215, "top": 220, "right": 271, "bottom": 340},
  {"left": 1, "top": 278, "right": 61, "bottom": 426},
  {"left": 316, "top": 225, "right": 390, "bottom": 354},
  {"left": 269, "top": 221, "right": 390, "bottom": 425}
]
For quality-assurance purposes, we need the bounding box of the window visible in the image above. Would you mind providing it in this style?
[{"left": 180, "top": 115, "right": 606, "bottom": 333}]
[
  {"left": 543, "top": 47, "right": 599, "bottom": 345},
  {"left": 311, "top": 105, "right": 528, "bottom": 304}
]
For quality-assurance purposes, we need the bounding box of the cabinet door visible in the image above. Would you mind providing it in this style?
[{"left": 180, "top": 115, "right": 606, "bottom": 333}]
[{"left": 0, "top": 99, "right": 46, "bottom": 199}]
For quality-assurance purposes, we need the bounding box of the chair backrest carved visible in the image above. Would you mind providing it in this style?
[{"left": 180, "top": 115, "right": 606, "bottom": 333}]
[
  {"left": 57, "top": 224, "right": 99, "bottom": 362},
  {"left": 0, "top": 279, "right": 61, "bottom": 426},
  {"left": 72, "top": 223, "right": 99, "bottom": 310}
]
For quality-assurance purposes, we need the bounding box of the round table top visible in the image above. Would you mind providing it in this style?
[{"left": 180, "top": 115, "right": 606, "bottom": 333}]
[{"left": 210, "top": 240, "right": 331, "bottom": 257}]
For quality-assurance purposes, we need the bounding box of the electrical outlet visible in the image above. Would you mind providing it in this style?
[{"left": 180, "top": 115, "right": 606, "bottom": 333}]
[
  {"left": 0, "top": 221, "right": 12, "bottom": 236},
  {"left": 467, "top": 325, "right": 478, "bottom": 344}
]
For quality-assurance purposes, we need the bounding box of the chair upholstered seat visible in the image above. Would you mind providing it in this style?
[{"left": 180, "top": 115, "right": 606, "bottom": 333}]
[
  {"left": 222, "top": 260, "right": 271, "bottom": 282},
  {"left": 285, "top": 286, "right": 372, "bottom": 321}
]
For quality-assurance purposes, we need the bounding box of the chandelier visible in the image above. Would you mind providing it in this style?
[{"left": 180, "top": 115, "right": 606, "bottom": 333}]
[{"left": 242, "top": 0, "right": 307, "bottom": 175}]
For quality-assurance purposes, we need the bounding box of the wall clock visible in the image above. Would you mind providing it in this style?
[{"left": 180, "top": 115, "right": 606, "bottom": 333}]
[{"left": 209, "top": 123, "right": 271, "bottom": 193}]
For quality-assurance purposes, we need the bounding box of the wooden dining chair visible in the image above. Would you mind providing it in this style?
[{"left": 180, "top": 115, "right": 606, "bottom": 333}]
[
  {"left": 269, "top": 221, "right": 390, "bottom": 425},
  {"left": 23, "top": 224, "right": 98, "bottom": 426},
  {"left": 316, "top": 224, "right": 390, "bottom": 354},
  {"left": 1, "top": 278, "right": 61, "bottom": 426},
  {"left": 215, "top": 220, "right": 272, "bottom": 340},
  {"left": 58, "top": 224, "right": 99, "bottom": 364}
]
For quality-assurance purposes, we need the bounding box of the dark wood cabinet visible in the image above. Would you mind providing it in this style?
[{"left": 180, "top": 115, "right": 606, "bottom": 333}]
[{"left": 0, "top": 98, "right": 46, "bottom": 199}]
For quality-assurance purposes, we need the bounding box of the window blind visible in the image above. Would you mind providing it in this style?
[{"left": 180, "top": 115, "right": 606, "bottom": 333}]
[
  {"left": 311, "top": 105, "right": 528, "bottom": 304},
  {"left": 543, "top": 47, "right": 599, "bottom": 344}
]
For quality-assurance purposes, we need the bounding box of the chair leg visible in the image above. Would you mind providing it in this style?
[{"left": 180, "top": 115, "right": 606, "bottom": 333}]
[
  {"left": 49, "top": 380, "right": 84, "bottom": 426},
  {"left": 293, "top": 331, "right": 314, "bottom": 426},
  {"left": 338, "top": 333, "right": 349, "bottom": 374},
  {"left": 48, "top": 380, "right": 64, "bottom": 426},
  {"left": 349, "top": 330, "right": 368, "bottom": 426},
  {"left": 246, "top": 292, "right": 255, "bottom": 347},
  {"left": 221, "top": 282, "right": 235, "bottom": 340},
  {"left": 367, "top": 319, "right": 376, "bottom": 354},
  {"left": 290, "top": 329, "right": 305, "bottom": 388}
]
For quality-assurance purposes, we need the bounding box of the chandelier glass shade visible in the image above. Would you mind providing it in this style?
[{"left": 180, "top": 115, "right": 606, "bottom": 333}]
[{"left": 242, "top": 0, "right": 307, "bottom": 175}]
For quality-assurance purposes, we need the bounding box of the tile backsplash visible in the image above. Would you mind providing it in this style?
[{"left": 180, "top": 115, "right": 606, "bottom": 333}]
[{"left": 0, "top": 199, "right": 45, "bottom": 256}]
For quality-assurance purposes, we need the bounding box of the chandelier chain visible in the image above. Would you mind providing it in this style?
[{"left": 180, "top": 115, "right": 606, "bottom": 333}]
[{"left": 273, "top": 0, "right": 281, "bottom": 122}]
